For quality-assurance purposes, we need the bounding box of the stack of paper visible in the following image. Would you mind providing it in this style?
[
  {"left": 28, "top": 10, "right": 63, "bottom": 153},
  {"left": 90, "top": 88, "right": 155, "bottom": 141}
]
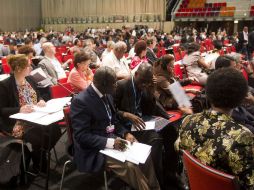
[
  {"left": 100, "top": 142, "right": 151, "bottom": 165},
  {"left": 10, "top": 97, "right": 71, "bottom": 126}
]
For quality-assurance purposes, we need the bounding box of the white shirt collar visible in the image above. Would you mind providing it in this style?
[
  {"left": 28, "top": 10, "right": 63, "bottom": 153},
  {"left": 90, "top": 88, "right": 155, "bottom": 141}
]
[{"left": 91, "top": 83, "right": 103, "bottom": 98}]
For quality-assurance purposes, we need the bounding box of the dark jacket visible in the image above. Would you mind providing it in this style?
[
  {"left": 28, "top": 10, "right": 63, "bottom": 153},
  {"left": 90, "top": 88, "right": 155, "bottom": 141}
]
[
  {"left": 70, "top": 85, "right": 127, "bottom": 173},
  {"left": 238, "top": 31, "right": 248, "bottom": 50},
  {"left": 115, "top": 78, "right": 169, "bottom": 129},
  {"left": 0, "top": 74, "right": 41, "bottom": 133},
  {"left": 146, "top": 47, "right": 158, "bottom": 65}
]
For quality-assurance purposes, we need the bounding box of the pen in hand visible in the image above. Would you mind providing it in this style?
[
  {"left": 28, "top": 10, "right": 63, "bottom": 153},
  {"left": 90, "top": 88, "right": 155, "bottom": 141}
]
[{"left": 113, "top": 137, "right": 128, "bottom": 151}]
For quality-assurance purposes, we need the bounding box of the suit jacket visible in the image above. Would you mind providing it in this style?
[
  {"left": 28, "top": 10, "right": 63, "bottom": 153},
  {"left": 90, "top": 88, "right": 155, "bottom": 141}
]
[
  {"left": 70, "top": 85, "right": 127, "bottom": 173},
  {"left": 0, "top": 75, "right": 41, "bottom": 133},
  {"left": 38, "top": 57, "right": 58, "bottom": 85},
  {"left": 238, "top": 31, "right": 248, "bottom": 50},
  {"left": 146, "top": 47, "right": 158, "bottom": 65},
  {"left": 115, "top": 78, "right": 169, "bottom": 129}
]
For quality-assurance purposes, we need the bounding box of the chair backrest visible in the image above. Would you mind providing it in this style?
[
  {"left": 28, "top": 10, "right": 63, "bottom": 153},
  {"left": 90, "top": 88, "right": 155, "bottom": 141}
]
[
  {"left": 182, "top": 150, "right": 240, "bottom": 190},
  {"left": 2, "top": 64, "right": 11, "bottom": 74},
  {"left": 50, "top": 82, "right": 73, "bottom": 99}
]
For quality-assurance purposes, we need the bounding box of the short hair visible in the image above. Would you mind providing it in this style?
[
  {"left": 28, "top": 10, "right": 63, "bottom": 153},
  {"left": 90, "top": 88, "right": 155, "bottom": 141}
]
[
  {"left": 74, "top": 51, "right": 91, "bottom": 68},
  {"left": 206, "top": 68, "right": 248, "bottom": 109},
  {"left": 107, "top": 41, "right": 115, "bottom": 49},
  {"left": 215, "top": 55, "right": 235, "bottom": 69},
  {"left": 155, "top": 54, "right": 175, "bottom": 71},
  {"left": 186, "top": 42, "right": 200, "bottom": 55},
  {"left": 84, "top": 38, "right": 94, "bottom": 47},
  {"left": 136, "top": 62, "right": 153, "bottom": 83},
  {"left": 93, "top": 66, "right": 116, "bottom": 92},
  {"left": 7, "top": 54, "right": 29, "bottom": 72},
  {"left": 18, "top": 45, "right": 35, "bottom": 55},
  {"left": 114, "top": 41, "right": 126, "bottom": 52},
  {"left": 231, "top": 53, "right": 242, "bottom": 64},
  {"left": 42, "top": 42, "right": 54, "bottom": 52},
  {"left": 213, "top": 40, "right": 222, "bottom": 50},
  {"left": 24, "top": 38, "right": 32, "bottom": 45},
  {"left": 134, "top": 40, "right": 147, "bottom": 56}
]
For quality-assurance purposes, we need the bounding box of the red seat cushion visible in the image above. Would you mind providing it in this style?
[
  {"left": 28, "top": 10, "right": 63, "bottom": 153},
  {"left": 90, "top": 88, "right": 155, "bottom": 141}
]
[{"left": 167, "top": 110, "right": 183, "bottom": 122}]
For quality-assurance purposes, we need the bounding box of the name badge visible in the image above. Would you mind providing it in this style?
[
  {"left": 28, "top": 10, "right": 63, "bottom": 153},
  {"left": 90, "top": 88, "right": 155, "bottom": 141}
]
[{"left": 106, "top": 124, "right": 115, "bottom": 133}]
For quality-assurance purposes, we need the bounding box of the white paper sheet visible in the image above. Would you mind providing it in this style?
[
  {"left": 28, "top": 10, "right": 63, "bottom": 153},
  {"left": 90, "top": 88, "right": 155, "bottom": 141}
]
[
  {"left": 34, "top": 97, "right": 71, "bottom": 113},
  {"left": 100, "top": 142, "right": 151, "bottom": 165},
  {"left": 169, "top": 81, "right": 192, "bottom": 108},
  {"left": 131, "top": 121, "right": 155, "bottom": 131},
  {"left": 10, "top": 111, "right": 48, "bottom": 122}
]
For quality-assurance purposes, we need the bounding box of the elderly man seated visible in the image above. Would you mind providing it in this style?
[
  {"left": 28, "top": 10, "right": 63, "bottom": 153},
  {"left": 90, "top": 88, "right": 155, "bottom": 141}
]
[
  {"left": 38, "top": 42, "right": 70, "bottom": 85},
  {"left": 102, "top": 41, "right": 130, "bottom": 80}
]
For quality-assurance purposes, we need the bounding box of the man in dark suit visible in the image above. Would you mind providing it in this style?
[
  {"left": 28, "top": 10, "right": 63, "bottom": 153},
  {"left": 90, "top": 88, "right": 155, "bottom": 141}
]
[
  {"left": 146, "top": 38, "right": 158, "bottom": 65},
  {"left": 70, "top": 66, "right": 160, "bottom": 190},
  {"left": 238, "top": 26, "right": 250, "bottom": 60},
  {"left": 114, "top": 63, "right": 182, "bottom": 189}
]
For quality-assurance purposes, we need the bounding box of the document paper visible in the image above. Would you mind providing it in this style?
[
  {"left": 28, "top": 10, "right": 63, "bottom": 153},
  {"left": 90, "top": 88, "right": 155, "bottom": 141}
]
[
  {"left": 100, "top": 142, "right": 151, "bottom": 165},
  {"left": 169, "top": 81, "right": 192, "bottom": 108}
]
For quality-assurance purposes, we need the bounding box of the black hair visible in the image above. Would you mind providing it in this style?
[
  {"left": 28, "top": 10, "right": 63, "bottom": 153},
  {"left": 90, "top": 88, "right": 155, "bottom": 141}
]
[
  {"left": 206, "top": 68, "right": 248, "bottom": 109},
  {"left": 213, "top": 40, "right": 222, "bottom": 50},
  {"left": 93, "top": 66, "right": 116, "bottom": 94},
  {"left": 186, "top": 42, "right": 200, "bottom": 55},
  {"left": 215, "top": 55, "right": 235, "bottom": 70}
]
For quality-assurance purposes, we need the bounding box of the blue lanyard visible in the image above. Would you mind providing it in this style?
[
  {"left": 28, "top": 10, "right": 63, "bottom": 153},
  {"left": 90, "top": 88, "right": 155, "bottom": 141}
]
[
  {"left": 131, "top": 76, "right": 141, "bottom": 112},
  {"left": 101, "top": 95, "right": 112, "bottom": 125}
]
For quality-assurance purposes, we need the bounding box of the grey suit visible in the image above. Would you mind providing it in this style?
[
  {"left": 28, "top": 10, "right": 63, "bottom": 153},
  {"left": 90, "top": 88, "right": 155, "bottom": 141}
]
[{"left": 38, "top": 57, "right": 58, "bottom": 85}]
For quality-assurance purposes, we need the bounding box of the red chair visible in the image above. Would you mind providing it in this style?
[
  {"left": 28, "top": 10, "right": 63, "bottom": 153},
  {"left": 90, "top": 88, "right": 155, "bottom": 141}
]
[
  {"left": 182, "top": 150, "right": 240, "bottom": 190},
  {"left": 59, "top": 106, "right": 109, "bottom": 190},
  {"left": 167, "top": 110, "right": 182, "bottom": 122},
  {"left": 57, "top": 78, "right": 68, "bottom": 84},
  {"left": 50, "top": 83, "right": 73, "bottom": 99},
  {"left": 174, "top": 52, "right": 182, "bottom": 62},
  {"left": 62, "top": 54, "right": 74, "bottom": 63},
  {"left": 241, "top": 69, "right": 248, "bottom": 81},
  {"left": 2, "top": 64, "right": 11, "bottom": 74},
  {"left": 174, "top": 64, "right": 183, "bottom": 79}
]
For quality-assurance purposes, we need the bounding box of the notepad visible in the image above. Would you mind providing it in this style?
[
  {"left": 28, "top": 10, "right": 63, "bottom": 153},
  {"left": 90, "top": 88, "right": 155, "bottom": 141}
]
[{"left": 100, "top": 142, "right": 151, "bottom": 165}]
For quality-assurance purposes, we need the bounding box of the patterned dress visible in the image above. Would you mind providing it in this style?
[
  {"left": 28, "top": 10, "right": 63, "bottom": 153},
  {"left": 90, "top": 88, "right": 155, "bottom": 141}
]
[
  {"left": 17, "top": 80, "right": 37, "bottom": 106},
  {"left": 179, "top": 110, "right": 254, "bottom": 189}
]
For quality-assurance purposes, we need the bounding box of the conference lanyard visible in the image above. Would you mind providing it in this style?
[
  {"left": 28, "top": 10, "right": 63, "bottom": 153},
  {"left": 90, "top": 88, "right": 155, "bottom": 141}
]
[
  {"left": 131, "top": 76, "right": 141, "bottom": 113},
  {"left": 101, "top": 95, "right": 112, "bottom": 126}
]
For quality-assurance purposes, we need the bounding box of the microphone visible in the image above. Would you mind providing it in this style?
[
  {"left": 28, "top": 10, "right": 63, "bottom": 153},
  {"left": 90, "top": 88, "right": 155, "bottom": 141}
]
[{"left": 56, "top": 82, "right": 77, "bottom": 99}]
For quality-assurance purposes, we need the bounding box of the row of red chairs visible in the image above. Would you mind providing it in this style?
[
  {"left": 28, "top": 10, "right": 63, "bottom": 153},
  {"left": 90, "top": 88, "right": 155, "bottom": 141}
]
[{"left": 250, "top": 6, "right": 254, "bottom": 16}]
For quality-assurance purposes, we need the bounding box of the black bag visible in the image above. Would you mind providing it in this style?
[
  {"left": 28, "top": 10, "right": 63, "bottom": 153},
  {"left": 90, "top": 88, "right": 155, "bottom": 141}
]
[
  {"left": 191, "top": 90, "right": 210, "bottom": 113},
  {"left": 0, "top": 142, "right": 22, "bottom": 184}
]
